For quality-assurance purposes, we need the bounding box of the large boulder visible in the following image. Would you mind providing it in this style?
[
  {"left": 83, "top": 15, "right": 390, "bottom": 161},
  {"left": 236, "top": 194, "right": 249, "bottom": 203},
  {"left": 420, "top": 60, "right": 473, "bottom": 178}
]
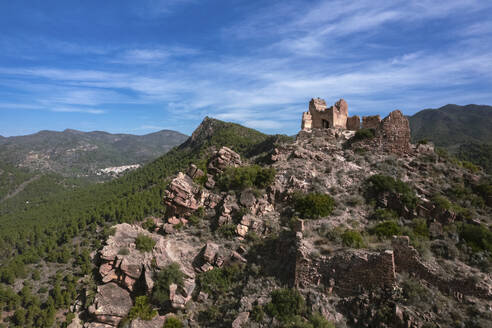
[
  {"left": 207, "top": 146, "right": 242, "bottom": 174},
  {"left": 88, "top": 283, "right": 132, "bottom": 326},
  {"left": 163, "top": 172, "right": 205, "bottom": 217}
]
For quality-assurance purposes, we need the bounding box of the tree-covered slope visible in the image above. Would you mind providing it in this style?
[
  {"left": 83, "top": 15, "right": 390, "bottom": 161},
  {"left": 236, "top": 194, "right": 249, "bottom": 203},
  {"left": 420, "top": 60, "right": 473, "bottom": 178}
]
[{"left": 408, "top": 104, "right": 492, "bottom": 149}]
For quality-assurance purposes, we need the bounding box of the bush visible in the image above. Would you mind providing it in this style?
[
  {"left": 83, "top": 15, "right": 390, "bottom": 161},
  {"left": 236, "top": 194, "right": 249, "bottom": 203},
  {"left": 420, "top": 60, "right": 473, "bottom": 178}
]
[
  {"left": 459, "top": 223, "right": 492, "bottom": 254},
  {"left": 135, "top": 234, "right": 156, "bottom": 252},
  {"left": 353, "top": 128, "right": 375, "bottom": 141},
  {"left": 197, "top": 264, "right": 244, "bottom": 297},
  {"left": 473, "top": 183, "right": 492, "bottom": 207},
  {"left": 369, "top": 220, "right": 402, "bottom": 239},
  {"left": 142, "top": 218, "right": 156, "bottom": 231},
  {"left": 127, "top": 295, "right": 157, "bottom": 321},
  {"left": 369, "top": 208, "right": 398, "bottom": 221},
  {"left": 309, "top": 313, "right": 335, "bottom": 328},
  {"left": 294, "top": 193, "right": 335, "bottom": 219},
  {"left": 151, "top": 263, "right": 184, "bottom": 308},
  {"left": 265, "top": 288, "right": 306, "bottom": 323},
  {"left": 251, "top": 304, "right": 265, "bottom": 322},
  {"left": 411, "top": 218, "right": 429, "bottom": 239},
  {"left": 163, "top": 316, "right": 183, "bottom": 328},
  {"left": 217, "top": 165, "right": 276, "bottom": 190},
  {"left": 364, "top": 174, "right": 417, "bottom": 212},
  {"left": 217, "top": 224, "right": 236, "bottom": 239},
  {"left": 341, "top": 230, "right": 365, "bottom": 248}
]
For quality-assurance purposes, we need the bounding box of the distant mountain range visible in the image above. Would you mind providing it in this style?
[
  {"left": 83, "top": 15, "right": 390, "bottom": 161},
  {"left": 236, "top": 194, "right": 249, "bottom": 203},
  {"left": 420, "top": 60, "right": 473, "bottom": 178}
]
[
  {"left": 408, "top": 104, "right": 492, "bottom": 173},
  {"left": 0, "top": 128, "right": 188, "bottom": 179},
  {"left": 408, "top": 104, "right": 492, "bottom": 149}
]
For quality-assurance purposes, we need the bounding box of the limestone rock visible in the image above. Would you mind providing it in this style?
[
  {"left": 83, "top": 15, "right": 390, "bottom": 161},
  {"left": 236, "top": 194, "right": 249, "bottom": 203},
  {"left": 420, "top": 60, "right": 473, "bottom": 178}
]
[
  {"left": 130, "top": 316, "right": 166, "bottom": 328},
  {"left": 207, "top": 146, "right": 242, "bottom": 174},
  {"left": 163, "top": 172, "right": 204, "bottom": 217},
  {"left": 232, "top": 312, "right": 250, "bottom": 328},
  {"left": 186, "top": 163, "right": 204, "bottom": 180},
  {"left": 88, "top": 283, "right": 132, "bottom": 326},
  {"left": 203, "top": 242, "right": 219, "bottom": 264}
]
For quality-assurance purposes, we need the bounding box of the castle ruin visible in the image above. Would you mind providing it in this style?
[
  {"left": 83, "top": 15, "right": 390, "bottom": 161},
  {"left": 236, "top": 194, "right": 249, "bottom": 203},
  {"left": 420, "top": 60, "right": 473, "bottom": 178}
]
[{"left": 301, "top": 97, "right": 381, "bottom": 131}]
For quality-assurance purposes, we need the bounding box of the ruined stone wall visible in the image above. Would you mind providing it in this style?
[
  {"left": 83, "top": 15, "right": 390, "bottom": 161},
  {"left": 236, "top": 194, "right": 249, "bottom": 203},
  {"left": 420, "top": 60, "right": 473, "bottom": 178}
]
[
  {"left": 303, "top": 98, "right": 349, "bottom": 130},
  {"left": 375, "top": 110, "right": 411, "bottom": 154},
  {"left": 301, "top": 112, "right": 313, "bottom": 130},
  {"left": 294, "top": 236, "right": 396, "bottom": 297},
  {"left": 362, "top": 115, "right": 381, "bottom": 129},
  {"left": 331, "top": 99, "right": 348, "bottom": 128},
  {"left": 346, "top": 115, "right": 360, "bottom": 131},
  {"left": 392, "top": 236, "right": 492, "bottom": 300}
]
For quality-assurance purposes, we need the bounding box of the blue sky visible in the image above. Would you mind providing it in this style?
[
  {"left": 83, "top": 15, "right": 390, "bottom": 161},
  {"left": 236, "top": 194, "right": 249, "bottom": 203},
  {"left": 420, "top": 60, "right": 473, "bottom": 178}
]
[{"left": 0, "top": 0, "right": 491, "bottom": 137}]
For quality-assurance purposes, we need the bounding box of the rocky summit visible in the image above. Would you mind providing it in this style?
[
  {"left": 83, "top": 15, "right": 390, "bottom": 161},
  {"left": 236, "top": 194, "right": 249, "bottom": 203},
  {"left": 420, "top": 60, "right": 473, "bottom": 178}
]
[{"left": 68, "top": 103, "right": 492, "bottom": 328}]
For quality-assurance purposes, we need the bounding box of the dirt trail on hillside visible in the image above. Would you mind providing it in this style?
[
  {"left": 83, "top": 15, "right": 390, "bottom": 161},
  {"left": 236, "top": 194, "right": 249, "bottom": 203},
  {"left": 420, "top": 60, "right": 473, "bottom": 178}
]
[{"left": 1, "top": 175, "right": 40, "bottom": 203}]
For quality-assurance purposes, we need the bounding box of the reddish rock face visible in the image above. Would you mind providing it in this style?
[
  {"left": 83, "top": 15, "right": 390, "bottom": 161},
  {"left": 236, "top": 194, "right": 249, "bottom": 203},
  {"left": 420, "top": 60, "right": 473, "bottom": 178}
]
[
  {"left": 207, "top": 146, "right": 242, "bottom": 174},
  {"left": 163, "top": 172, "right": 203, "bottom": 217},
  {"left": 376, "top": 110, "right": 411, "bottom": 154}
]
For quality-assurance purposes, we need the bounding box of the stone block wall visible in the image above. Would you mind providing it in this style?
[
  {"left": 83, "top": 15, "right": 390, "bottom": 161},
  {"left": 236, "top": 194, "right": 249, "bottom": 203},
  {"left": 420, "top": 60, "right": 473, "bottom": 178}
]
[{"left": 362, "top": 115, "right": 381, "bottom": 129}]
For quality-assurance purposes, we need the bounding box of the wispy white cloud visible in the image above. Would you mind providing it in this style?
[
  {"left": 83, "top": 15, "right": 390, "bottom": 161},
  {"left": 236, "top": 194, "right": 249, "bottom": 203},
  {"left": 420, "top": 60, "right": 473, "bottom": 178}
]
[
  {"left": 1, "top": 0, "right": 491, "bottom": 134},
  {"left": 50, "top": 106, "right": 105, "bottom": 114}
]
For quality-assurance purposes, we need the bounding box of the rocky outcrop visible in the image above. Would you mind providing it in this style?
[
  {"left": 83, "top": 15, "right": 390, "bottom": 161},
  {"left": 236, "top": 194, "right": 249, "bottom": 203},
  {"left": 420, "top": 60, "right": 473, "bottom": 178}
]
[
  {"left": 207, "top": 146, "right": 241, "bottom": 174},
  {"left": 129, "top": 316, "right": 166, "bottom": 328},
  {"left": 163, "top": 172, "right": 205, "bottom": 218},
  {"left": 186, "top": 163, "right": 204, "bottom": 180},
  {"left": 376, "top": 110, "right": 411, "bottom": 154},
  {"left": 88, "top": 283, "right": 132, "bottom": 326}
]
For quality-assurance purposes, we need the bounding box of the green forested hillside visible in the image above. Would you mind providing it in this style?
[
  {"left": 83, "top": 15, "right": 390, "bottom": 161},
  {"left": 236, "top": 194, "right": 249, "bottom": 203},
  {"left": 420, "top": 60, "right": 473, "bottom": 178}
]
[
  {"left": 0, "top": 117, "right": 287, "bottom": 281},
  {"left": 408, "top": 104, "right": 492, "bottom": 148},
  {"left": 409, "top": 104, "right": 492, "bottom": 173},
  {"left": 0, "top": 118, "right": 290, "bottom": 327}
]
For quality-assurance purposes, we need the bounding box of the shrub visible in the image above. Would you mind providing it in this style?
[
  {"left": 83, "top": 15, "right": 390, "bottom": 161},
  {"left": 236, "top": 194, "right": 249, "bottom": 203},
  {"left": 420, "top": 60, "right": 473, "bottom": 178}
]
[
  {"left": 369, "top": 220, "right": 402, "bottom": 239},
  {"left": 459, "top": 223, "right": 492, "bottom": 254},
  {"left": 217, "top": 224, "right": 236, "bottom": 239},
  {"left": 251, "top": 304, "right": 265, "bottom": 322},
  {"left": 411, "top": 218, "right": 429, "bottom": 239},
  {"left": 265, "top": 288, "right": 306, "bottom": 323},
  {"left": 135, "top": 234, "right": 156, "bottom": 252},
  {"left": 353, "top": 128, "right": 375, "bottom": 141},
  {"left": 309, "top": 313, "right": 335, "bottom": 328},
  {"left": 341, "top": 230, "right": 365, "bottom": 248},
  {"left": 127, "top": 295, "right": 157, "bottom": 321},
  {"left": 294, "top": 193, "right": 335, "bottom": 219},
  {"left": 197, "top": 264, "right": 244, "bottom": 297},
  {"left": 369, "top": 208, "right": 398, "bottom": 221},
  {"left": 401, "top": 277, "right": 433, "bottom": 310},
  {"left": 473, "top": 183, "right": 492, "bottom": 207},
  {"left": 461, "top": 160, "right": 480, "bottom": 173},
  {"left": 151, "top": 263, "right": 184, "bottom": 308},
  {"left": 364, "top": 174, "right": 417, "bottom": 212},
  {"left": 142, "top": 218, "right": 156, "bottom": 231},
  {"left": 217, "top": 165, "right": 276, "bottom": 190},
  {"left": 163, "top": 316, "right": 183, "bottom": 328}
]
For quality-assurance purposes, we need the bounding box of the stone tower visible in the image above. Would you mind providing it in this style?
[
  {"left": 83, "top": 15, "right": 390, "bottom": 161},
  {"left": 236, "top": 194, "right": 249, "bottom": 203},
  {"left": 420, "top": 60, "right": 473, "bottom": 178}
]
[{"left": 301, "top": 98, "right": 356, "bottom": 130}]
